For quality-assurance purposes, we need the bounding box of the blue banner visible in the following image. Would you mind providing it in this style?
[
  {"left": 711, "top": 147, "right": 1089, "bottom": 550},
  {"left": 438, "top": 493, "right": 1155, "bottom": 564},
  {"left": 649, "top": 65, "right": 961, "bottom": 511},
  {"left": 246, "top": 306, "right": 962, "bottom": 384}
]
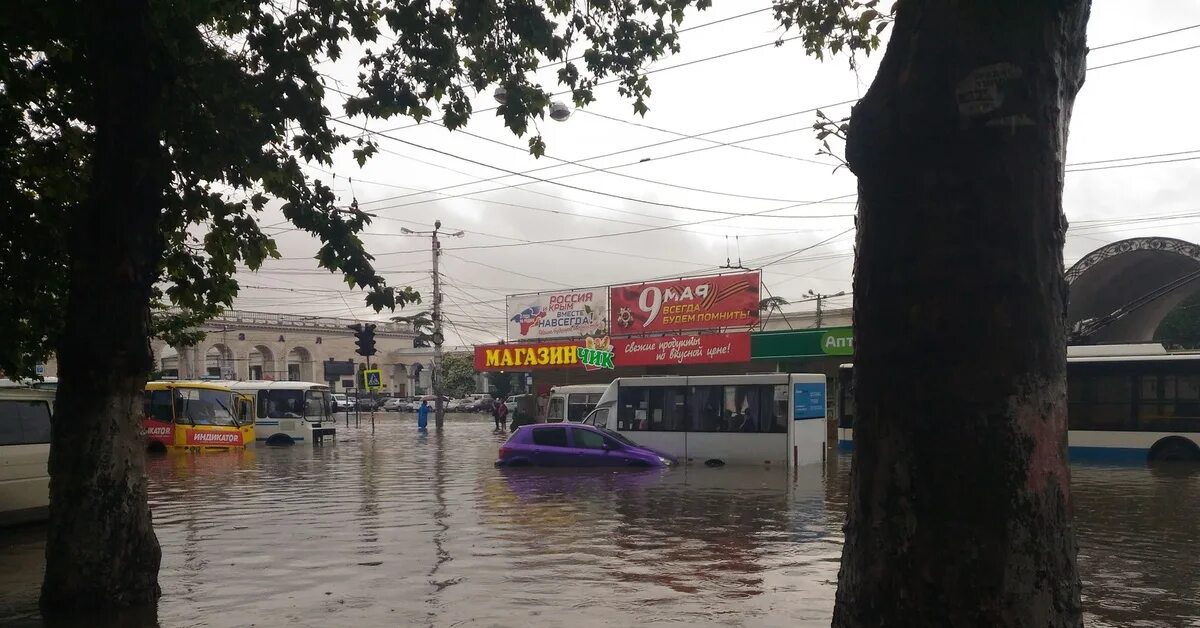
[{"left": 793, "top": 382, "right": 826, "bottom": 420}]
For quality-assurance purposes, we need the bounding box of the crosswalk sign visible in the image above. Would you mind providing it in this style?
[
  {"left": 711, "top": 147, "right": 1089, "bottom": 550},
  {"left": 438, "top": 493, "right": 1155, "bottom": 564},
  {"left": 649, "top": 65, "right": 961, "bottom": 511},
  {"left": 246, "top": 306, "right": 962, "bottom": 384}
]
[{"left": 363, "top": 369, "right": 383, "bottom": 391}]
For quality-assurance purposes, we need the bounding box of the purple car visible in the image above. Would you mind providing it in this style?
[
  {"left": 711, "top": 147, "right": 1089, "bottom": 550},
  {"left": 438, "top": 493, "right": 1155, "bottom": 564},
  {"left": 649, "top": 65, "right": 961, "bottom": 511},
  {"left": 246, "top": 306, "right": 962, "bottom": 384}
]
[{"left": 497, "top": 423, "right": 675, "bottom": 468}]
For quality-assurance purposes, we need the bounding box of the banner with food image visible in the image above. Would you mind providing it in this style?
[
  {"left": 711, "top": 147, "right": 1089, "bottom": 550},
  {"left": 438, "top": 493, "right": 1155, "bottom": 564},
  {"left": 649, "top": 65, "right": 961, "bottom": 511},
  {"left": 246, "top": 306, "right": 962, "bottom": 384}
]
[{"left": 609, "top": 271, "right": 760, "bottom": 335}]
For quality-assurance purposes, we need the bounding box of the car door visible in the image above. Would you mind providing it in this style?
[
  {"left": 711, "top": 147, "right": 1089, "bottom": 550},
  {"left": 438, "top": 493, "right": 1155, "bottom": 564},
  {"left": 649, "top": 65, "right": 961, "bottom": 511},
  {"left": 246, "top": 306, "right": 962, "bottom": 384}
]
[
  {"left": 568, "top": 426, "right": 622, "bottom": 466},
  {"left": 528, "top": 426, "right": 571, "bottom": 466}
]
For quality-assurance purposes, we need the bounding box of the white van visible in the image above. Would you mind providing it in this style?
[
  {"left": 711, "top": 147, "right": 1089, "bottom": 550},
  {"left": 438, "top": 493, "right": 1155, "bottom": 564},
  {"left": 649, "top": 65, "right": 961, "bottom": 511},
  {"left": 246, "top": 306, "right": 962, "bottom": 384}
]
[
  {"left": 0, "top": 388, "right": 54, "bottom": 526},
  {"left": 223, "top": 381, "right": 336, "bottom": 445},
  {"left": 544, "top": 384, "right": 609, "bottom": 423}
]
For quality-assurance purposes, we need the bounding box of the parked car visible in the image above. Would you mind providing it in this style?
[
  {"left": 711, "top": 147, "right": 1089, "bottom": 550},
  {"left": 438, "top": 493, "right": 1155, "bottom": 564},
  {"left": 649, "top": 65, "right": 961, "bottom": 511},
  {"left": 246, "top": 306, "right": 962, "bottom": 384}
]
[
  {"left": 496, "top": 423, "right": 675, "bottom": 468},
  {"left": 358, "top": 397, "right": 380, "bottom": 411},
  {"left": 504, "top": 394, "right": 531, "bottom": 415},
  {"left": 331, "top": 393, "right": 356, "bottom": 412},
  {"left": 448, "top": 398, "right": 476, "bottom": 412},
  {"left": 382, "top": 397, "right": 406, "bottom": 412}
]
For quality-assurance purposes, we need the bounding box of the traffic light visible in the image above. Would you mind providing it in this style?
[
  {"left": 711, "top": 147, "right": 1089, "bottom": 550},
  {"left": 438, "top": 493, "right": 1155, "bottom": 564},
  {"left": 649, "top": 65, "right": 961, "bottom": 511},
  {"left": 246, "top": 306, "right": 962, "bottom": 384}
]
[{"left": 348, "top": 323, "right": 378, "bottom": 357}]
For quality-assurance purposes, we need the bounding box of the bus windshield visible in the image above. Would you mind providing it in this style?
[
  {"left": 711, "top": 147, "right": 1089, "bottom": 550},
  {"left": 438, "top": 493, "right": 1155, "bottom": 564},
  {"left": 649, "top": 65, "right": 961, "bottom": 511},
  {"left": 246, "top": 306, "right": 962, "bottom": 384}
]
[
  {"left": 262, "top": 389, "right": 331, "bottom": 420},
  {"left": 174, "top": 388, "right": 237, "bottom": 426}
]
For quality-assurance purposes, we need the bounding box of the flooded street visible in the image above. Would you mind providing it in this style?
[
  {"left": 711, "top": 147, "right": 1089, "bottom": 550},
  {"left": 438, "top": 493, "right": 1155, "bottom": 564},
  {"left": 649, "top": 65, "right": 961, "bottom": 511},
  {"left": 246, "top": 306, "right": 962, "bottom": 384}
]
[{"left": 3, "top": 414, "right": 1199, "bottom": 627}]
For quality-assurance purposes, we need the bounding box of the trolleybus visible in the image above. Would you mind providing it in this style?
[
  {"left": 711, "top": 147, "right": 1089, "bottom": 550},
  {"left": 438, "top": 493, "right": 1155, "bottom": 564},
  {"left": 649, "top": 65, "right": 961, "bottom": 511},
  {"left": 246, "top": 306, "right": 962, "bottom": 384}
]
[{"left": 836, "top": 343, "right": 1200, "bottom": 463}]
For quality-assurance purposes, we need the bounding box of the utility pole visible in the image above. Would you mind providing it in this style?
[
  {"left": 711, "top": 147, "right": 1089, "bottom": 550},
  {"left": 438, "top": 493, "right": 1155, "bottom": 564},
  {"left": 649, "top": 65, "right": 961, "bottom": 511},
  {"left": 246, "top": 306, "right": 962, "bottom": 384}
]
[
  {"left": 401, "top": 219, "right": 464, "bottom": 431},
  {"left": 806, "top": 289, "right": 846, "bottom": 329}
]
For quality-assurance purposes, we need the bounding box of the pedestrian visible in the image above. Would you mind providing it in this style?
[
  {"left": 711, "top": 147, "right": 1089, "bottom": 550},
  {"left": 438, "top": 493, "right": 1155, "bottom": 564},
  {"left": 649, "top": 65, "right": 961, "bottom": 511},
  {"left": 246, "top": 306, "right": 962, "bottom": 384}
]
[
  {"left": 417, "top": 399, "right": 430, "bottom": 431},
  {"left": 493, "top": 396, "right": 507, "bottom": 431}
]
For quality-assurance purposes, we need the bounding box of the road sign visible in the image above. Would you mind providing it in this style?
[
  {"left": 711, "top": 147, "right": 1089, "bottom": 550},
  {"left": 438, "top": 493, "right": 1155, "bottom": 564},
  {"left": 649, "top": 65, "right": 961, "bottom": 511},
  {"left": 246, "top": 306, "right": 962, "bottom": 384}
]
[{"left": 363, "top": 369, "right": 383, "bottom": 391}]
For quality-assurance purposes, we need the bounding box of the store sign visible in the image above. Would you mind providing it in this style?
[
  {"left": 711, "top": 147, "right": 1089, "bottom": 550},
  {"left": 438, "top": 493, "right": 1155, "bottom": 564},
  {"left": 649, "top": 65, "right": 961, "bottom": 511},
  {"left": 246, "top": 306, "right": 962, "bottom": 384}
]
[
  {"left": 507, "top": 289, "right": 607, "bottom": 340},
  {"left": 475, "top": 340, "right": 599, "bottom": 371},
  {"left": 616, "top": 332, "right": 750, "bottom": 367},
  {"left": 474, "top": 332, "right": 750, "bottom": 372},
  {"left": 609, "top": 271, "right": 760, "bottom": 335},
  {"left": 751, "top": 327, "right": 854, "bottom": 360},
  {"left": 820, "top": 328, "right": 854, "bottom": 355}
]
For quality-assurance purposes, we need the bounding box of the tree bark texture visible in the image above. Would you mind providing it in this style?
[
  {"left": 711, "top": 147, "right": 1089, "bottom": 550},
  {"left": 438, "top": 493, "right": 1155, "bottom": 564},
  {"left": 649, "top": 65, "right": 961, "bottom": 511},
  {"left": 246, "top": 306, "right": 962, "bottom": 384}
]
[
  {"left": 41, "top": 0, "right": 165, "bottom": 612},
  {"left": 835, "top": 1, "right": 1089, "bottom": 626}
]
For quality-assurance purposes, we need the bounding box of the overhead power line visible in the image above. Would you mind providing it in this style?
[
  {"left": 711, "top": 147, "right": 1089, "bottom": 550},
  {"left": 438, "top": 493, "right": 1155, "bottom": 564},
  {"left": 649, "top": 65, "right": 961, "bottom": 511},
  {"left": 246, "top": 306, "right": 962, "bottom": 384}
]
[
  {"left": 1090, "top": 23, "right": 1200, "bottom": 50},
  {"left": 1088, "top": 43, "right": 1200, "bottom": 71},
  {"left": 334, "top": 117, "right": 854, "bottom": 220},
  {"left": 426, "top": 120, "right": 831, "bottom": 203}
]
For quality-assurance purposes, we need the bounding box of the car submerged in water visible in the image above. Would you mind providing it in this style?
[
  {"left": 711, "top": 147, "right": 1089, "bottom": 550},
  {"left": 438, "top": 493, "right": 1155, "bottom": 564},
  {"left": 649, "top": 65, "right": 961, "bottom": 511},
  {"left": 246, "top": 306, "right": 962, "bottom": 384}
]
[{"left": 496, "top": 423, "right": 675, "bottom": 468}]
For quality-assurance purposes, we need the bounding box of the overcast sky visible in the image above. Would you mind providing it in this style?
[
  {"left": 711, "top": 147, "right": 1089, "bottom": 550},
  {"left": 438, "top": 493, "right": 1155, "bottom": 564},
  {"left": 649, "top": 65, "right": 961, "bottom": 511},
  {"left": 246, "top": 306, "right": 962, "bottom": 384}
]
[{"left": 231, "top": 0, "right": 1200, "bottom": 348}]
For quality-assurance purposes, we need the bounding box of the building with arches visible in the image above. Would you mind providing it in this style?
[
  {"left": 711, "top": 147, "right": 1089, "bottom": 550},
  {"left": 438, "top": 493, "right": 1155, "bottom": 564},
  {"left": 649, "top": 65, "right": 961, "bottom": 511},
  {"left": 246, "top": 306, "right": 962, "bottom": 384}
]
[{"left": 1067, "top": 237, "right": 1200, "bottom": 344}]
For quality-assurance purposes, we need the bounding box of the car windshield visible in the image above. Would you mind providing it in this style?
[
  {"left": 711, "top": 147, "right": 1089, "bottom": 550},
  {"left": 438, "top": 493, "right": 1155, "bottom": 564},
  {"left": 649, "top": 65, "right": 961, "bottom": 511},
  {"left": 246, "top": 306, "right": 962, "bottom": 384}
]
[
  {"left": 264, "top": 390, "right": 330, "bottom": 420},
  {"left": 601, "top": 428, "right": 638, "bottom": 447},
  {"left": 174, "top": 388, "right": 237, "bottom": 426}
]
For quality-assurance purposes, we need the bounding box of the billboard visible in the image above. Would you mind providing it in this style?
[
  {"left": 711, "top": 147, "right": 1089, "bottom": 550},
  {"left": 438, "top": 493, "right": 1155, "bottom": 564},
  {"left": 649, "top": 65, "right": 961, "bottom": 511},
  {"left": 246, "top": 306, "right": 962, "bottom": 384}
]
[
  {"left": 616, "top": 332, "right": 750, "bottom": 367},
  {"left": 506, "top": 288, "right": 607, "bottom": 340},
  {"left": 473, "top": 332, "right": 750, "bottom": 372},
  {"left": 609, "top": 271, "right": 760, "bottom": 335}
]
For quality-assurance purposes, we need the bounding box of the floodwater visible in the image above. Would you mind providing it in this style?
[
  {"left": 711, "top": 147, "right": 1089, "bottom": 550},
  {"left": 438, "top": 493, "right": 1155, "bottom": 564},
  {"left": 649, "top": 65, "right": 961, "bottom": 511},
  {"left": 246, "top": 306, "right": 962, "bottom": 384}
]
[{"left": 2, "top": 414, "right": 1199, "bottom": 627}]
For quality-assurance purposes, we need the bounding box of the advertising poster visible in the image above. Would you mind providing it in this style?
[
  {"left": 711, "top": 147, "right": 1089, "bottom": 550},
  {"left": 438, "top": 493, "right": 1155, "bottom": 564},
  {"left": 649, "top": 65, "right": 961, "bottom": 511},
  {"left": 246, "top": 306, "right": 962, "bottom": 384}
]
[
  {"left": 609, "top": 271, "right": 760, "bottom": 335},
  {"left": 507, "top": 288, "right": 607, "bottom": 340},
  {"left": 614, "top": 332, "right": 750, "bottom": 367}
]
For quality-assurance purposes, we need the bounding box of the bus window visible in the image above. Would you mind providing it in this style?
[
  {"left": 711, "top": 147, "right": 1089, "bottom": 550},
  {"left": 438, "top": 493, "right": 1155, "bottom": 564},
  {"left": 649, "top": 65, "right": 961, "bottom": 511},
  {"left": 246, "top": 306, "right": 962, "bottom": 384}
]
[
  {"left": 145, "top": 390, "right": 173, "bottom": 422},
  {"left": 174, "top": 388, "right": 236, "bottom": 426},
  {"left": 617, "top": 386, "right": 686, "bottom": 431},
  {"left": 304, "top": 390, "right": 331, "bottom": 421},
  {"left": 1068, "top": 373, "right": 1133, "bottom": 431},
  {"left": 1137, "top": 374, "right": 1200, "bottom": 432},
  {"left": 547, "top": 397, "right": 565, "bottom": 421},
  {"left": 770, "top": 384, "right": 789, "bottom": 433}
]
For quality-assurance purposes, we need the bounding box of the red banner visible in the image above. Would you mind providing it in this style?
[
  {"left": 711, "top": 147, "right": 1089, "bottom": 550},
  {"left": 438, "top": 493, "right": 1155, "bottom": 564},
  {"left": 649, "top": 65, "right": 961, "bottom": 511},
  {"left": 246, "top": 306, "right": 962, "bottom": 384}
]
[
  {"left": 614, "top": 332, "right": 750, "bottom": 367},
  {"left": 185, "top": 429, "right": 244, "bottom": 447},
  {"left": 609, "top": 271, "right": 760, "bottom": 335}
]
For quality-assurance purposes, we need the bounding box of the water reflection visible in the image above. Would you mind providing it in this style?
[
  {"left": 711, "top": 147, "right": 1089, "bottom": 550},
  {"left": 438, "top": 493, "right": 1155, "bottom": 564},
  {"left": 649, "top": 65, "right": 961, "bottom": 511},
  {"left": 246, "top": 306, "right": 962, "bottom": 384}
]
[{"left": 0, "top": 416, "right": 1197, "bottom": 627}]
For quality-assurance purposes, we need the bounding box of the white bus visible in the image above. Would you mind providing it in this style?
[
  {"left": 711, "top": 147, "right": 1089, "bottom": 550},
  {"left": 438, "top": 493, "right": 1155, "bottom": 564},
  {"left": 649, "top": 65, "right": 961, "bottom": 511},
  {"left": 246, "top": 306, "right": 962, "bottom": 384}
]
[
  {"left": 580, "top": 374, "right": 828, "bottom": 468},
  {"left": 224, "top": 381, "right": 336, "bottom": 445},
  {"left": 545, "top": 384, "right": 608, "bottom": 423},
  {"left": 836, "top": 343, "right": 1200, "bottom": 463}
]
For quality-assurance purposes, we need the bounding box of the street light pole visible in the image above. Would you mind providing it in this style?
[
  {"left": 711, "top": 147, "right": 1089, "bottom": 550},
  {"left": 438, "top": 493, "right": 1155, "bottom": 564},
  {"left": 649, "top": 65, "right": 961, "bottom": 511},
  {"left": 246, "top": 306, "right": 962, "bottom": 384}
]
[
  {"left": 806, "top": 289, "right": 846, "bottom": 329},
  {"left": 431, "top": 220, "right": 445, "bottom": 430},
  {"left": 400, "top": 219, "right": 463, "bottom": 432}
]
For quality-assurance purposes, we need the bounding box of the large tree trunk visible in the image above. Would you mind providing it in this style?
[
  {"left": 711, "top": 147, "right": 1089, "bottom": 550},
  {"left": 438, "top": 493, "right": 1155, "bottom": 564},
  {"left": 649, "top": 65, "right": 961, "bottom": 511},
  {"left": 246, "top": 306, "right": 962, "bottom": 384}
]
[
  {"left": 41, "top": 0, "right": 165, "bottom": 612},
  {"left": 834, "top": 1, "right": 1089, "bottom": 626}
]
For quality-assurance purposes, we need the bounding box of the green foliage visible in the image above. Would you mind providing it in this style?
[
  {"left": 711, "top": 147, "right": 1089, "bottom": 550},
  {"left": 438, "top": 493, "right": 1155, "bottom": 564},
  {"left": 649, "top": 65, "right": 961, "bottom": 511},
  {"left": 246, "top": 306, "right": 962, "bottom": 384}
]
[
  {"left": 1155, "top": 292, "right": 1200, "bottom": 350},
  {"left": 392, "top": 311, "right": 434, "bottom": 347},
  {"left": 438, "top": 352, "right": 476, "bottom": 398},
  {"left": 0, "top": 1, "right": 885, "bottom": 381},
  {"left": 758, "top": 296, "right": 790, "bottom": 313},
  {"left": 773, "top": 0, "right": 891, "bottom": 64},
  {"left": 488, "top": 371, "right": 514, "bottom": 399}
]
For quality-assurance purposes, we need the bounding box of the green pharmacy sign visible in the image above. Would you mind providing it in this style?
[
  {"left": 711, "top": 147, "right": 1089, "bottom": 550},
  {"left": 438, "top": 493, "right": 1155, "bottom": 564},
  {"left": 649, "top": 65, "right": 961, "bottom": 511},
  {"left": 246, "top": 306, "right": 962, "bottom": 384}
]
[
  {"left": 820, "top": 328, "right": 854, "bottom": 355},
  {"left": 751, "top": 326, "right": 855, "bottom": 360}
]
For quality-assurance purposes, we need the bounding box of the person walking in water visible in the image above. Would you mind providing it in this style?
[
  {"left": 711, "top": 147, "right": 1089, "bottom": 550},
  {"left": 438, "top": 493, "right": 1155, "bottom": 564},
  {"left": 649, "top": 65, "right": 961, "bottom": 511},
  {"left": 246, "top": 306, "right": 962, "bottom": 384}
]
[
  {"left": 492, "top": 396, "right": 508, "bottom": 431},
  {"left": 417, "top": 399, "right": 430, "bottom": 431}
]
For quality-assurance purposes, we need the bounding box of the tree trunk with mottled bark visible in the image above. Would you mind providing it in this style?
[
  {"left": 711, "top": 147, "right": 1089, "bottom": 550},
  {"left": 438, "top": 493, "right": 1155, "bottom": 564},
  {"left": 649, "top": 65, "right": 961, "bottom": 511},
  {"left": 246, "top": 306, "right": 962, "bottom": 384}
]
[
  {"left": 41, "top": 0, "right": 164, "bottom": 613},
  {"left": 835, "top": 1, "right": 1090, "bottom": 626}
]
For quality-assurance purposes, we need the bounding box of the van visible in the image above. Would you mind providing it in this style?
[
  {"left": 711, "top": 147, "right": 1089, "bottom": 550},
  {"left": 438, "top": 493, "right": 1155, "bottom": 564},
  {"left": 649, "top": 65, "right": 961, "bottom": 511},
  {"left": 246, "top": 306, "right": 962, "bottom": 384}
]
[
  {"left": 545, "top": 384, "right": 609, "bottom": 423},
  {"left": 0, "top": 388, "right": 54, "bottom": 526}
]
